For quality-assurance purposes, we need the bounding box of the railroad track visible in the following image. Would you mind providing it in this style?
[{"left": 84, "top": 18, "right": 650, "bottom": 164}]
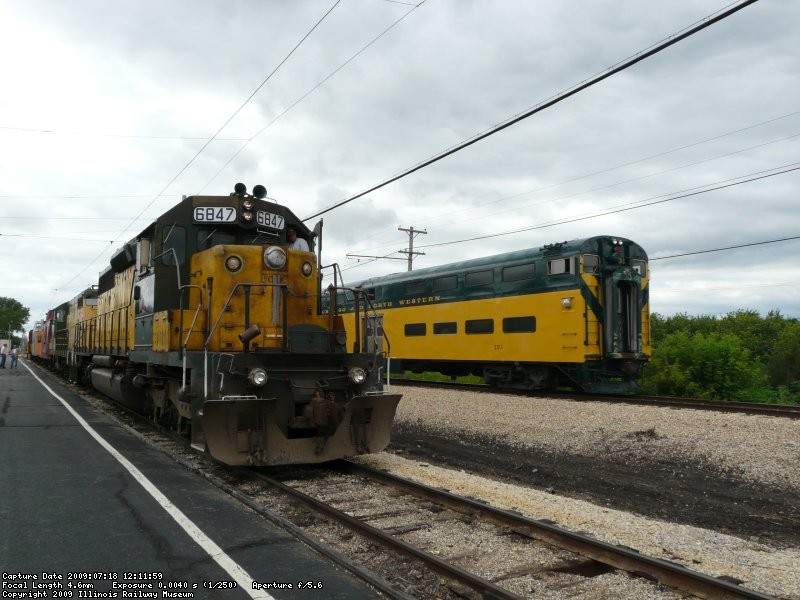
[
  {"left": 392, "top": 378, "right": 800, "bottom": 418},
  {"left": 242, "top": 460, "right": 779, "bottom": 600},
  {"left": 40, "top": 367, "right": 789, "bottom": 599}
]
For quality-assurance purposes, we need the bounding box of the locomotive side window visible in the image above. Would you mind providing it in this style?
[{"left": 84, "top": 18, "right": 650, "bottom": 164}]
[
  {"left": 465, "top": 270, "right": 493, "bottom": 287},
  {"left": 632, "top": 260, "right": 647, "bottom": 276},
  {"left": 582, "top": 254, "right": 599, "bottom": 274},
  {"left": 433, "top": 321, "right": 457, "bottom": 335},
  {"left": 502, "top": 262, "right": 535, "bottom": 282},
  {"left": 405, "top": 280, "right": 426, "bottom": 294},
  {"left": 404, "top": 323, "right": 426, "bottom": 336},
  {"left": 465, "top": 318, "right": 494, "bottom": 334},
  {"left": 503, "top": 316, "right": 536, "bottom": 333},
  {"left": 162, "top": 225, "right": 186, "bottom": 266},
  {"left": 433, "top": 275, "right": 458, "bottom": 291},
  {"left": 547, "top": 257, "right": 573, "bottom": 275}
]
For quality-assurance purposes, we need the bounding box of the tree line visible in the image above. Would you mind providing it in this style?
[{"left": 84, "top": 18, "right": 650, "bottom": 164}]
[{"left": 641, "top": 309, "right": 800, "bottom": 404}]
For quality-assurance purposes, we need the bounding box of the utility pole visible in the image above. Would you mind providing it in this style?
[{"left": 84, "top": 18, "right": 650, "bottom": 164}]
[{"left": 398, "top": 226, "right": 427, "bottom": 271}]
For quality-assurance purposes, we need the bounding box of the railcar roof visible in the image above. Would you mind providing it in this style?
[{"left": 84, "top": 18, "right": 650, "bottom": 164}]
[{"left": 350, "top": 235, "right": 646, "bottom": 287}]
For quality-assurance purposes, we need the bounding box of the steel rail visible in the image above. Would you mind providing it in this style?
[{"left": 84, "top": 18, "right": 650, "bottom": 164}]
[
  {"left": 248, "top": 470, "right": 527, "bottom": 600},
  {"left": 335, "top": 460, "right": 779, "bottom": 600}
]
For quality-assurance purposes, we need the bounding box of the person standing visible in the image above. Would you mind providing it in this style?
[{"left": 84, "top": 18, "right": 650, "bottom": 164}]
[
  {"left": 0, "top": 344, "right": 6, "bottom": 368},
  {"left": 10, "top": 347, "right": 18, "bottom": 368}
]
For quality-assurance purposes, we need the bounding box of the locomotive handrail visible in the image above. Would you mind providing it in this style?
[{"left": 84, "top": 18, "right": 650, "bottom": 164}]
[
  {"left": 202, "top": 281, "right": 289, "bottom": 401},
  {"left": 326, "top": 284, "right": 394, "bottom": 388}
]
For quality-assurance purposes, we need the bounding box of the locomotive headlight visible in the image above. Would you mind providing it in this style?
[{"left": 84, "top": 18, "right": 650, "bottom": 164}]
[
  {"left": 248, "top": 367, "right": 268, "bottom": 387},
  {"left": 348, "top": 366, "right": 367, "bottom": 384},
  {"left": 264, "top": 246, "right": 287, "bottom": 269},
  {"left": 241, "top": 210, "right": 254, "bottom": 222},
  {"left": 242, "top": 199, "right": 254, "bottom": 210},
  {"left": 561, "top": 297, "right": 573, "bottom": 309},
  {"left": 225, "top": 255, "right": 243, "bottom": 272},
  {"left": 301, "top": 261, "right": 313, "bottom": 277}
]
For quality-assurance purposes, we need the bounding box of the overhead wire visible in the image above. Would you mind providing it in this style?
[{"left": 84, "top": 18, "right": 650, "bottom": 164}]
[
  {"left": 51, "top": 0, "right": 343, "bottom": 299},
  {"left": 197, "top": 0, "right": 427, "bottom": 194},
  {"left": 336, "top": 161, "right": 800, "bottom": 270},
  {"left": 305, "top": 0, "right": 760, "bottom": 220}
]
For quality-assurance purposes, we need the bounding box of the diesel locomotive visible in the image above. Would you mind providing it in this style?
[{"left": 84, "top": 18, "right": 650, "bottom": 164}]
[
  {"left": 29, "top": 184, "right": 401, "bottom": 465},
  {"left": 337, "top": 236, "right": 650, "bottom": 393}
]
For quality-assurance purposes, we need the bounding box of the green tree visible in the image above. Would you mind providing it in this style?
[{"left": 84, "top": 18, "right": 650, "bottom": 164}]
[
  {"left": 0, "top": 297, "right": 31, "bottom": 340},
  {"left": 644, "top": 331, "right": 763, "bottom": 400},
  {"left": 766, "top": 321, "right": 800, "bottom": 390}
]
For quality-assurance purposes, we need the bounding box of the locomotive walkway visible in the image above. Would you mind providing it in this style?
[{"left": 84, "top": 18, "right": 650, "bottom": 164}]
[{"left": 0, "top": 361, "right": 381, "bottom": 599}]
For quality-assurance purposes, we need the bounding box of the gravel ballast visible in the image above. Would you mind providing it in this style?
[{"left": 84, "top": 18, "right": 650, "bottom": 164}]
[{"left": 355, "top": 385, "right": 800, "bottom": 598}]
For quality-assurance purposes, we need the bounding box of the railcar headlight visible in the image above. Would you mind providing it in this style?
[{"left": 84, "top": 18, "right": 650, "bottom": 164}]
[
  {"left": 242, "top": 199, "right": 254, "bottom": 210},
  {"left": 241, "top": 211, "right": 254, "bottom": 222},
  {"left": 225, "top": 255, "right": 243, "bottom": 272},
  {"left": 264, "top": 246, "right": 287, "bottom": 269},
  {"left": 301, "top": 261, "right": 313, "bottom": 277},
  {"left": 348, "top": 366, "right": 367, "bottom": 384},
  {"left": 248, "top": 368, "right": 268, "bottom": 387},
  {"left": 561, "top": 297, "right": 573, "bottom": 309}
]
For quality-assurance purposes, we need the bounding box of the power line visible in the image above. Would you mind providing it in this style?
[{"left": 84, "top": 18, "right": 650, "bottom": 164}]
[
  {"left": 198, "top": 0, "right": 427, "bottom": 194},
  {"left": 53, "top": 1, "right": 343, "bottom": 296},
  {"left": 305, "top": 0, "right": 760, "bottom": 220},
  {"left": 650, "top": 235, "right": 800, "bottom": 261},
  {"left": 0, "top": 125, "right": 248, "bottom": 141},
  {"left": 414, "top": 162, "right": 800, "bottom": 250}
]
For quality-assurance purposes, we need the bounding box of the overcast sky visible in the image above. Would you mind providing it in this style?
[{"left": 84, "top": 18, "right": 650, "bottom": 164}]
[{"left": 1, "top": 0, "right": 798, "bottom": 335}]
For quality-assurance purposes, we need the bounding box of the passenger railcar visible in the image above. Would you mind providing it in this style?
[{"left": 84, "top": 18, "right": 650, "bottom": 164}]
[
  {"left": 30, "top": 184, "right": 401, "bottom": 465},
  {"left": 339, "top": 236, "right": 650, "bottom": 393}
]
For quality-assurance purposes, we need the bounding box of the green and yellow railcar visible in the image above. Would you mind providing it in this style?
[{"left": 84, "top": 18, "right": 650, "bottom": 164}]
[{"left": 340, "top": 236, "right": 650, "bottom": 393}]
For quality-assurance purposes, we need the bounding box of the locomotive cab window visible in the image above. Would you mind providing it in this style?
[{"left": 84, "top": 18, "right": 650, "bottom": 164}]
[
  {"left": 162, "top": 225, "right": 186, "bottom": 265},
  {"left": 198, "top": 230, "right": 236, "bottom": 250},
  {"left": 547, "top": 257, "right": 574, "bottom": 275},
  {"left": 582, "top": 254, "right": 599, "bottom": 274},
  {"left": 632, "top": 260, "right": 647, "bottom": 276}
]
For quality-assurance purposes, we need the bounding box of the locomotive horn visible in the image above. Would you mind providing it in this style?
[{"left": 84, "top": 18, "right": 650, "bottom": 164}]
[
  {"left": 253, "top": 184, "right": 267, "bottom": 199},
  {"left": 234, "top": 182, "right": 247, "bottom": 195}
]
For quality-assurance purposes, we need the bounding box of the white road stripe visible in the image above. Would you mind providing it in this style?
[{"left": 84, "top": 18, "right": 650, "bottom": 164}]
[{"left": 23, "top": 362, "right": 274, "bottom": 600}]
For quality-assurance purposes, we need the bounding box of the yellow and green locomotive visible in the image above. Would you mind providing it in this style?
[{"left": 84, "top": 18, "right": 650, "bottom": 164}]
[
  {"left": 41, "top": 184, "right": 401, "bottom": 465},
  {"left": 339, "top": 236, "right": 650, "bottom": 393}
]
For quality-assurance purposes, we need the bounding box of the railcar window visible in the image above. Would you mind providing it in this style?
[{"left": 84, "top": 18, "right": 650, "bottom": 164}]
[
  {"left": 502, "top": 263, "right": 535, "bottom": 282},
  {"left": 404, "top": 280, "right": 426, "bottom": 294},
  {"left": 433, "top": 321, "right": 457, "bottom": 335},
  {"left": 162, "top": 226, "right": 186, "bottom": 266},
  {"left": 547, "top": 257, "right": 573, "bottom": 275},
  {"left": 632, "top": 260, "right": 647, "bottom": 276},
  {"left": 503, "top": 316, "right": 536, "bottom": 333},
  {"left": 582, "top": 255, "right": 599, "bottom": 274},
  {"left": 433, "top": 275, "right": 458, "bottom": 291},
  {"left": 465, "top": 319, "right": 494, "bottom": 334},
  {"left": 465, "top": 270, "right": 494, "bottom": 287},
  {"left": 404, "top": 323, "right": 426, "bottom": 336}
]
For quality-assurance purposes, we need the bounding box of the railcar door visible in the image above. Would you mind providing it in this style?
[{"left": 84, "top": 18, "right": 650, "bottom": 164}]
[{"left": 603, "top": 273, "right": 641, "bottom": 355}]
